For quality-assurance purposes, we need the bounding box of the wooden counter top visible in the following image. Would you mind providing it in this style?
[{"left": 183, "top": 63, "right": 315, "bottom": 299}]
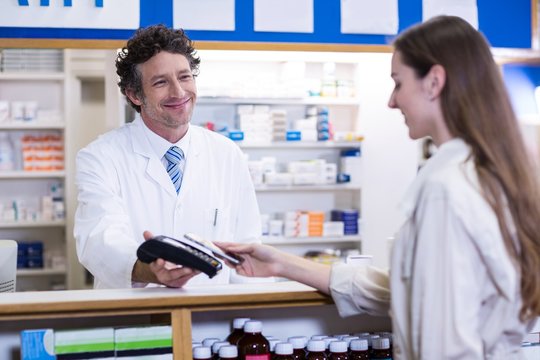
[{"left": 0, "top": 282, "right": 332, "bottom": 320}]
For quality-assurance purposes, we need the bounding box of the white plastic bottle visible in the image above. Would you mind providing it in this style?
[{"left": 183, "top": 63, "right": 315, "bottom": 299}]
[{"left": 0, "top": 133, "right": 15, "bottom": 171}]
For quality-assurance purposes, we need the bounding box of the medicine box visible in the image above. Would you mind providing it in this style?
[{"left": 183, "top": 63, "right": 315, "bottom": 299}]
[{"left": 20, "top": 329, "right": 55, "bottom": 360}]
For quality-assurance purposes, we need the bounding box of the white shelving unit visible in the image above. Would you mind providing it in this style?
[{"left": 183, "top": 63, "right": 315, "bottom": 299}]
[
  {"left": 193, "top": 50, "right": 363, "bottom": 258},
  {"left": 0, "top": 50, "right": 70, "bottom": 291}
]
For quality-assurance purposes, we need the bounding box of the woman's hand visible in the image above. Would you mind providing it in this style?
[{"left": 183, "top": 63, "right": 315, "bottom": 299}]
[
  {"left": 215, "top": 242, "right": 285, "bottom": 278},
  {"left": 217, "top": 240, "right": 332, "bottom": 295}
]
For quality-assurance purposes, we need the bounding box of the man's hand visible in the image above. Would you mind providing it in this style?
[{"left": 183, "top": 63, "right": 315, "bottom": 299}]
[{"left": 131, "top": 231, "right": 200, "bottom": 287}]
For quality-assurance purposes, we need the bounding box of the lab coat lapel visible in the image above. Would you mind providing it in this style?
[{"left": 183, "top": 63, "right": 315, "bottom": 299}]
[{"left": 130, "top": 119, "right": 177, "bottom": 197}]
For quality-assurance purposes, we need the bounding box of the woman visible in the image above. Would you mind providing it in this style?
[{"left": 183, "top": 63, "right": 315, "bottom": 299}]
[{"left": 217, "top": 15, "right": 540, "bottom": 359}]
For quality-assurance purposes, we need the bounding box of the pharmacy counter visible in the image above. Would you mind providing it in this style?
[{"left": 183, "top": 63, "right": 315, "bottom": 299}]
[{"left": 0, "top": 282, "right": 391, "bottom": 360}]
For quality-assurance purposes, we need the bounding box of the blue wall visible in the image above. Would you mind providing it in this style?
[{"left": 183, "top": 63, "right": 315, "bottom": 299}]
[{"left": 0, "top": 0, "right": 533, "bottom": 49}]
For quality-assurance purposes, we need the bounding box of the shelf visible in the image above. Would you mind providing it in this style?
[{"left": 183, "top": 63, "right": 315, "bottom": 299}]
[
  {"left": 239, "top": 141, "right": 362, "bottom": 149},
  {"left": 0, "top": 72, "right": 65, "bottom": 81},
  {"left": 198, "top": 96, "right": 360, "bottom": 106},
  {"left": 263, "top": 235, "right": 361, "bottom": 245},
  {"left": 255, "top": 184, "right": 361, "bottom": 192},
  {"left": 0, "top": 122, "right": 65, "bottom": 130},
  {"left": 0, "top": 170, "right": 65, "bottom": 179},
  {"left": 0, "top": 220, "right": 66, "bottom": 228},
  {"left": 17, "top": 268, "right": 66, "bottom": 277}
]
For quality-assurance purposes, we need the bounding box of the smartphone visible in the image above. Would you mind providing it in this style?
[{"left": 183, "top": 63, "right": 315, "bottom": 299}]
[{"left": 183, "top": 233, "right": 243, "bottom": 266}]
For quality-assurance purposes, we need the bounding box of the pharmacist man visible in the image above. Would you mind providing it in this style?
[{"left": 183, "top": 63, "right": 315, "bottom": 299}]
[{"left": 74, "top": 25, "right": 262, "bottom": 289}]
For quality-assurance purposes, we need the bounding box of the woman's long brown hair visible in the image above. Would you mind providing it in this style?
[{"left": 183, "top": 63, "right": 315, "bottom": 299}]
[{"left": 394, "top": 15, "right": 540, "bottom": 320}]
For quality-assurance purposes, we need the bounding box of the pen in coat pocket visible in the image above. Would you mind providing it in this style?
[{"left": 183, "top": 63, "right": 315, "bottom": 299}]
[{"left": 213, "top": 208, "right": 218, "bottom": 226}]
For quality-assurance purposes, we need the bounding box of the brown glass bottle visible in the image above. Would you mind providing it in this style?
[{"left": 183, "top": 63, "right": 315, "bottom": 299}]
[
  {"left": 370, "top": 338, "right": 391, "bottom": 360},
  {"left": 328, "top": 340, "right": 348, "bottom": 360},
  {"left": 348, "top": 339, "right": 369, "bottom": 360},
  {"left": 227, "top": 318, "right": 251, "bottom": 345},
  {"left": 213, "top": 341, "right": 231, "bottom": 360},
  {"left": 237, "top": 320, "right": 270, "bottom": 360},
  {"left": 272, "top": 342, "right": 294, "bottom": 360},
  {"left": 306, "top": 340, "right": 327, "bottom": 360},
  {"left": 287, "top": 336, "right": 307, "bottom": 360}
]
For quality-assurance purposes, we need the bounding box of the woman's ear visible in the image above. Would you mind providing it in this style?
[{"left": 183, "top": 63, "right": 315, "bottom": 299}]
[
  {"left": 126, "top": 88, "right": 143, "bottom": 107},
  {"left": 425, "top": 64, "right": 446, "bottom": 100}
]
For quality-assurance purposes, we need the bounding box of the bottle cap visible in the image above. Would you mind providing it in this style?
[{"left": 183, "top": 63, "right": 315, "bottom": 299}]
[
  {"left": 310, "top": 335, "right": 326, "bottom": 341},
  {"left": 367, "top": 335, "right": 379, "bottom": 346},
  {"left": 269, "top": 339, "right": 280, "bottom": 352},
  {"left": 243, "top": 320, "right": 263, "bottom": 333},
  {"left": 372, "top": 338, "right": 390, "bottom": 350},
  {"left": 202, "top": 338, "right": 221, "bottom": 347},
  {"left": 192, "top": 342, "right": 203, "bottom": 348},
  {"left": 329, "top": 341, "right": 348, "bottom": 353},
  {"left": 275, "top": 342, "right": 293, "bottom": 355},
  {"left": 219, "top": 345, "right": 238, "bottom": 358},
  {"left": 212, "top": 341, "right": 230, "bottom": 354},
  {"left": 193, "top": 346, "right": 212, "bottom": 359},
  {"left": 307, "top": 340, "right": 325, "bottom": 352},
  {"left": 322, "top": 337, "right": 338, "bottom": 349},
  {"left": 333, "top": 334, "right": 349, "bottom": 340},
  {"left": 287, "top": 336, "right": 307, "bottom": 349},
  {"left": 341, "top": 336, "right": 359, "bottom": 345},
  {"left": 349, "top": 339, "right": 368, "bottom": 351},
  {"left": 232, "top": 318, "right": 250, "bottom": 330}
]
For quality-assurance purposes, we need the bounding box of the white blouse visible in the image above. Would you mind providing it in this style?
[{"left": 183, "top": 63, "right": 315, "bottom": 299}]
[{"left": 330, "top": 138, "right": 536, "bottom": 359}]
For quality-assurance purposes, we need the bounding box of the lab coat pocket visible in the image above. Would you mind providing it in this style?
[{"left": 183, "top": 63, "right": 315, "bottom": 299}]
[{"left": 204, "top": 206, "right": 231, "bottom": 242}]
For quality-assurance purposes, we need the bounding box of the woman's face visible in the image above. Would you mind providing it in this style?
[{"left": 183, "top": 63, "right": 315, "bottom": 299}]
[{"left": 388, "top": 51, "right": 438, "bottom": 141}]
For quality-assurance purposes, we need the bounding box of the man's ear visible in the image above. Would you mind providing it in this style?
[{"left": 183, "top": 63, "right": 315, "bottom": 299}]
[
  {"left": 126, "top": 88, "right": 143, "bottom": 107},
  {"left": 425, "top": 64, "right": 446, "bottom": 100}
]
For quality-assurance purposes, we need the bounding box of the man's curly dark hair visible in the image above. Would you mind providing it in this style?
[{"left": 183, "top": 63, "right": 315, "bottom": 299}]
[{"left": 116, "top": 24, "right": 201, "bottom": 113}]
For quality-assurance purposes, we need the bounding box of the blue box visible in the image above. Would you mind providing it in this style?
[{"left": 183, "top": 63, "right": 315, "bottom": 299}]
[
  {"left": 286, "top": 131, "right": 301, "bottom": 141},
  {"left": 20, "top": 329, "right": 55, "bottom": 360},
  {"left": 229, "top": 131, "right": 244, "bottom": 141}
]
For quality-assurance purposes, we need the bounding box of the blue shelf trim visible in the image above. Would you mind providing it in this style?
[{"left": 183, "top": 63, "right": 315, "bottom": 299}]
[{"left": 0, "top": 0, "right": 532, "bottom": 49}]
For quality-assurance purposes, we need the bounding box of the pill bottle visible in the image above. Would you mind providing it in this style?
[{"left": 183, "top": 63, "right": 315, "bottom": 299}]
[
  {"left": 272, "top": 342, "right": 294, "bottom": 360},
  {"left": 370, "top": 338, "right": 391, "bottom": 360},
  {"left": 348, "top": 339, "right": 369, "bottom": 360},
  {"left": 268, "top": 339, "right": 281, "bottom": 354},
  {"left": 194, "top": 346, "right": 212, "bottom": 360},
  {"left": 237, "top": 320, "right": 270, "bottom": 360},
  {"left": 328, "top": 341, "right": 348, "bottom": 360},
  {"left": 322, "top": 337, "right": 338, "bottom": 356},
  {"left": 287, "top": 336, "right": 307, "bottom": 360},
  {"left": 305, "top": 340, "right": 327, "bottom": 360},
  {"left": 219, "top": 345, "right": 239, "bottom": 360},
  {"left": 213, "top": 341, "right": 231, "bottom": 360},
  {"left": 227, "top": 318, "right": 251, "bottom": 345}
]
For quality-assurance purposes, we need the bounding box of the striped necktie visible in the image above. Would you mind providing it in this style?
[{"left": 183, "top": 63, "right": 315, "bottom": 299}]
[{"left": 164, "top": 146, "right": 184, "bottom": 194}]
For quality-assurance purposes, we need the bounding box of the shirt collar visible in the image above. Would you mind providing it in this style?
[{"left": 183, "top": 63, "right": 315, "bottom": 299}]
[
  {"left": 137, "top": 114, "right": 191, "bottom": 160},
  {"left": 399, "top": 138, "right": 471, "bottom": 218}
]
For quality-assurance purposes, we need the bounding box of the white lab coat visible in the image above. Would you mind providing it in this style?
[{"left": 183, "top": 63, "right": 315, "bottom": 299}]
[
  {"left": 74, "top": 117, "right": 262, "bottom": 288},
  {"left": 330, "top": 139, "right": 535, "bottom": 359}
]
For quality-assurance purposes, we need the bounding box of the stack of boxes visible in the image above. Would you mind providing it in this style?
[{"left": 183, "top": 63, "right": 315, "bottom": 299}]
[
  {"left": 22, "top": 133, "right": 65, "bottom": 172},
  {"left": 331, "top": 209, "right": 360, "bottom": 235},
  {"left": 266, "top": 209, "right": 359, "bottom": 238},
  {"left": 20, "top": 326, "right": 173, "bottom": 360},
  {"left": 17, "top": 241, "right": 43, "bottom": 269}
]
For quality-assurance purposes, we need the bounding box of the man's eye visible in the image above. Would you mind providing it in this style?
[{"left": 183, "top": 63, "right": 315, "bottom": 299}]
[
  {"left": 180, "top": 75, "right": 194, "bottom": 81},
  {"left": 153, "top": 80, "right": 166, "bottom": 86}
]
